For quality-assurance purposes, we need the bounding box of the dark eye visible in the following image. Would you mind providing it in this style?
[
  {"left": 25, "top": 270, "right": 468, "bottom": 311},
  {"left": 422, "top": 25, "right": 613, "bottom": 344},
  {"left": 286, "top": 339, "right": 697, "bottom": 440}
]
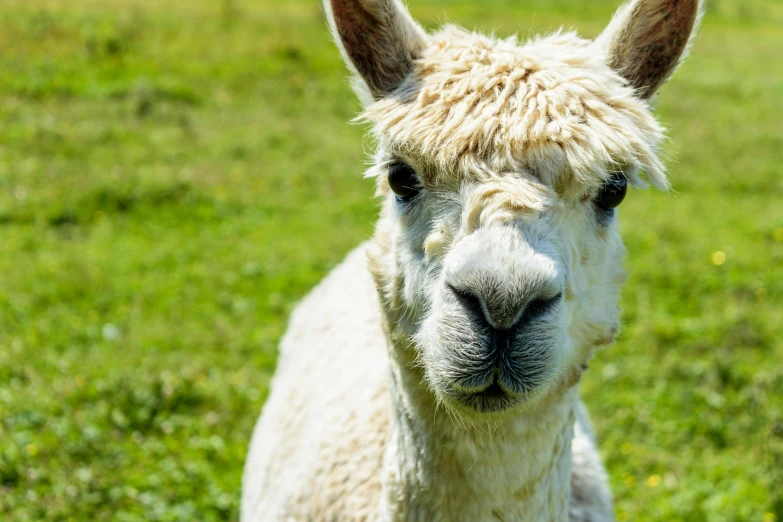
[
  {"left": 594, "top": 175, "right": 628, "bottom": 210},
  {"left": 388, "top": 162, "right": 421, "bottom": 201}
]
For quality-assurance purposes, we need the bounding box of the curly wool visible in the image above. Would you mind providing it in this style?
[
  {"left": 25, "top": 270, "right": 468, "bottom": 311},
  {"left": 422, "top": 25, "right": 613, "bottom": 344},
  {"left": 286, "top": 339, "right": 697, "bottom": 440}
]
[{"left": 362, "top": 27, "right": 668, "bottom": 194}]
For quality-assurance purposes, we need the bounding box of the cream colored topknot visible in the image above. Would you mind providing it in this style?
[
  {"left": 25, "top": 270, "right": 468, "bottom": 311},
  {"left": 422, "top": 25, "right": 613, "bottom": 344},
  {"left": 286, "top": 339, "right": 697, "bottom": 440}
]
[{"left": 361, "top": 26, "right": 669, "bottom": 194}]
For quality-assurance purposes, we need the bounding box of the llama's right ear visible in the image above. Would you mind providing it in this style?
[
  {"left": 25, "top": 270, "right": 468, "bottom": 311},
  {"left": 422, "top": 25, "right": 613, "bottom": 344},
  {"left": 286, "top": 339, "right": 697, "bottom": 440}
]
[{"left": 324, "top": 0, "right": 427, "bottom": 102}]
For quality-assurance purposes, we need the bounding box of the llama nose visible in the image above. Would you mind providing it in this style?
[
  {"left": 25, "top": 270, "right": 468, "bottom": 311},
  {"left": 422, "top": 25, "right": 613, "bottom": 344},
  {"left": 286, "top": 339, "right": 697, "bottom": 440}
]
[{"left": 447, "top": 282, "right": 563, "bottom": 333}]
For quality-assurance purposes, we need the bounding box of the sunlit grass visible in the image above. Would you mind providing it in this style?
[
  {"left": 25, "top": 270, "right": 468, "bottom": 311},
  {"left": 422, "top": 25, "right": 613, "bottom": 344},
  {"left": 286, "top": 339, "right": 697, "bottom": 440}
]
[{"left": 0, "top": 0, "right": 780, "bottom": 520}]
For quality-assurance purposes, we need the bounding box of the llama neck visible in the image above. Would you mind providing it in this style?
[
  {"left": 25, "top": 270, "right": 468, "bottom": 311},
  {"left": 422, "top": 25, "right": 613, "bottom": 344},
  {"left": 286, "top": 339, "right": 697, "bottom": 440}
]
[{"left": 381, "top": 350, "right": 577, "bottom": 522}]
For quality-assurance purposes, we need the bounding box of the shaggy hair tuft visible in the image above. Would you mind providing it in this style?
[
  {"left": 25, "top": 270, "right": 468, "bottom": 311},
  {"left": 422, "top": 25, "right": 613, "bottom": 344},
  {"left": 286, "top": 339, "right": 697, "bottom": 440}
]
[{"left": 361, "top": 27, "right": 669, "bottom": 195}]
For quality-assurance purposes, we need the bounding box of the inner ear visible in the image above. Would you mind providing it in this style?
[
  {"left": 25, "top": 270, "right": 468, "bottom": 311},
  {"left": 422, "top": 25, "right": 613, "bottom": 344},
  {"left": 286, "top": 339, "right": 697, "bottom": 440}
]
[
  {"left": 598, "top": 0, "right": 703, "bottom": 99},
  {"left": 325, "top": 0, "right": 427, "bottom": 100}
]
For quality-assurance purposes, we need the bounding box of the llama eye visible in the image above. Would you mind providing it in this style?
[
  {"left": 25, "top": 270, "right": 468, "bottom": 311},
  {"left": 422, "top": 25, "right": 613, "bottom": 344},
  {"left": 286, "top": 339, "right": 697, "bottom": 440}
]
[
  {"left": 388, "top": 162, "right": 421, "bottom": 201},
  {"left": 594, "top": 175, "right": 628, "bottom": 210}
]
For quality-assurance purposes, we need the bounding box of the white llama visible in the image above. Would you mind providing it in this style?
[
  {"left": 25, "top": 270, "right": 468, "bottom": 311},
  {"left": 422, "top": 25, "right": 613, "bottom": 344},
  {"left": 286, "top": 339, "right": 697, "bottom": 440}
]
[{"left": 242, "top": 0, "right": 703, "bottom": 520}]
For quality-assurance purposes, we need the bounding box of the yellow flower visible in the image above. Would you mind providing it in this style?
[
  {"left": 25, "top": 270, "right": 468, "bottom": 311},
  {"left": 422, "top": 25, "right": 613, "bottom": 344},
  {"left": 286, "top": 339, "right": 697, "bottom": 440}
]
[
  {"left": 646, "top": 474, "right": 661, "bottom": 488},
  {"left": 711, "top": 251, "right": 726, "bottom": 266},
  {"left": 763, "top": 513, "right": 776, "bottom": 522}
]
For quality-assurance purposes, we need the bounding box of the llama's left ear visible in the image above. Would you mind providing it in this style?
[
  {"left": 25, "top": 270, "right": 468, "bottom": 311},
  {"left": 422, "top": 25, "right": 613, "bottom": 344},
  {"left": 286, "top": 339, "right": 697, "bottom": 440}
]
[
  {"left": 598, "top": 0, "right": 704, "bottom": 99},
  {"left": 324, "top": 0, "right": 427, "bottom": 102}
]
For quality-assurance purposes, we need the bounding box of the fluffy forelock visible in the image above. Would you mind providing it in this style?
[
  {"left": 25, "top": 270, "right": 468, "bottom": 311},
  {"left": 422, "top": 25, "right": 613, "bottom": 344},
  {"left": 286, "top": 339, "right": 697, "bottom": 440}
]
[{"left": 361, "top": 26, "right": 669, "bottom": 195}]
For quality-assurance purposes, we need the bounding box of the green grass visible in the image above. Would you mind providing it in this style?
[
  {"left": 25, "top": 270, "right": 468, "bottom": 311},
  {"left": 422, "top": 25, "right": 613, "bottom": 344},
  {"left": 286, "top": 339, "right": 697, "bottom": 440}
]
[{"left": 0, "top": 0, "right": 780, "bottom": 520}]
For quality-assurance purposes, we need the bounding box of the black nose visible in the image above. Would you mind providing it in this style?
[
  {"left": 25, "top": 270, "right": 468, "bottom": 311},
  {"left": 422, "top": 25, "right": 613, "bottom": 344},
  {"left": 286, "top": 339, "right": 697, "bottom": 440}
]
[{"left": 447, "top": 283, "right": 562, "bottom": 339}]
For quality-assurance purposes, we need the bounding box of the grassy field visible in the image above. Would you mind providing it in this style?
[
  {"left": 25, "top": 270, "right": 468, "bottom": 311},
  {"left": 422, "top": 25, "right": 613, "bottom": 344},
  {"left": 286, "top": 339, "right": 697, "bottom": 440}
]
[{"left": 0, "top": 0, "right": 780, "bottom": 520}]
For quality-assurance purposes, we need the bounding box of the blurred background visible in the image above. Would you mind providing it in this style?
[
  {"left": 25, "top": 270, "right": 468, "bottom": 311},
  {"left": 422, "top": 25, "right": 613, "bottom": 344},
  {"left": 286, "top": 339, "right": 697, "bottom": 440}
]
[{"left": 0, "top": 0, "right": 780, "bottom": 520}]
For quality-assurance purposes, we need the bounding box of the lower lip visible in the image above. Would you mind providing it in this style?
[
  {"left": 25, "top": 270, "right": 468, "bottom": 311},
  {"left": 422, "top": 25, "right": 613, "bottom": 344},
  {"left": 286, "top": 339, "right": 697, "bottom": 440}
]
[
  {"left": 455, "top": 380, "right": 519, "bottom": 413},
  {"left": 477, "top": 380, "right": 506, "bottom": 399}
]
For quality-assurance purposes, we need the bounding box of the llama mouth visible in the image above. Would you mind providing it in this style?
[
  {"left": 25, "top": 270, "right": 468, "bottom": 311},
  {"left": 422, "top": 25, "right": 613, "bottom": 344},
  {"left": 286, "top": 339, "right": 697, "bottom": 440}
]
[{"left": 451, "top": 374, "right": 520, "bottom": 413}]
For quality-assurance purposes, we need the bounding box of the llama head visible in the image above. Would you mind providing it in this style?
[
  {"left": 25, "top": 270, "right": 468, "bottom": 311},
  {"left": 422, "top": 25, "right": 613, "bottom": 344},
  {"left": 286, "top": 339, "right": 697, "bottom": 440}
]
[{"left": 326, "top": 0, "right": 702, "bottom": 417}]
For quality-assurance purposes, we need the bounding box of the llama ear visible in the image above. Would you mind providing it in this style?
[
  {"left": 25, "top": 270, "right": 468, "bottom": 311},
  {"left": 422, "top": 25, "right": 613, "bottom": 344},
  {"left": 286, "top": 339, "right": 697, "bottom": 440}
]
[
  {"left": 598, "top": 0, "right": 704, "bottom": 99},
  {"left": 324, "top": 0, "right": 427, "bottom": 101}
]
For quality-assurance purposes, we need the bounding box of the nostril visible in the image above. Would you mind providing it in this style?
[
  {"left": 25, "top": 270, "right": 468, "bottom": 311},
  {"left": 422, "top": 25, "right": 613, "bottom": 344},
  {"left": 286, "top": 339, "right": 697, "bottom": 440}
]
[
  {"left": 446, "top": 283, "right": 488, "bottom": 325},
  {"left": 447, "top": 282, "right": 563, "bottom": 331},
  {"left": 520, "top": 293, "right": 563, "bottom": 324}
]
